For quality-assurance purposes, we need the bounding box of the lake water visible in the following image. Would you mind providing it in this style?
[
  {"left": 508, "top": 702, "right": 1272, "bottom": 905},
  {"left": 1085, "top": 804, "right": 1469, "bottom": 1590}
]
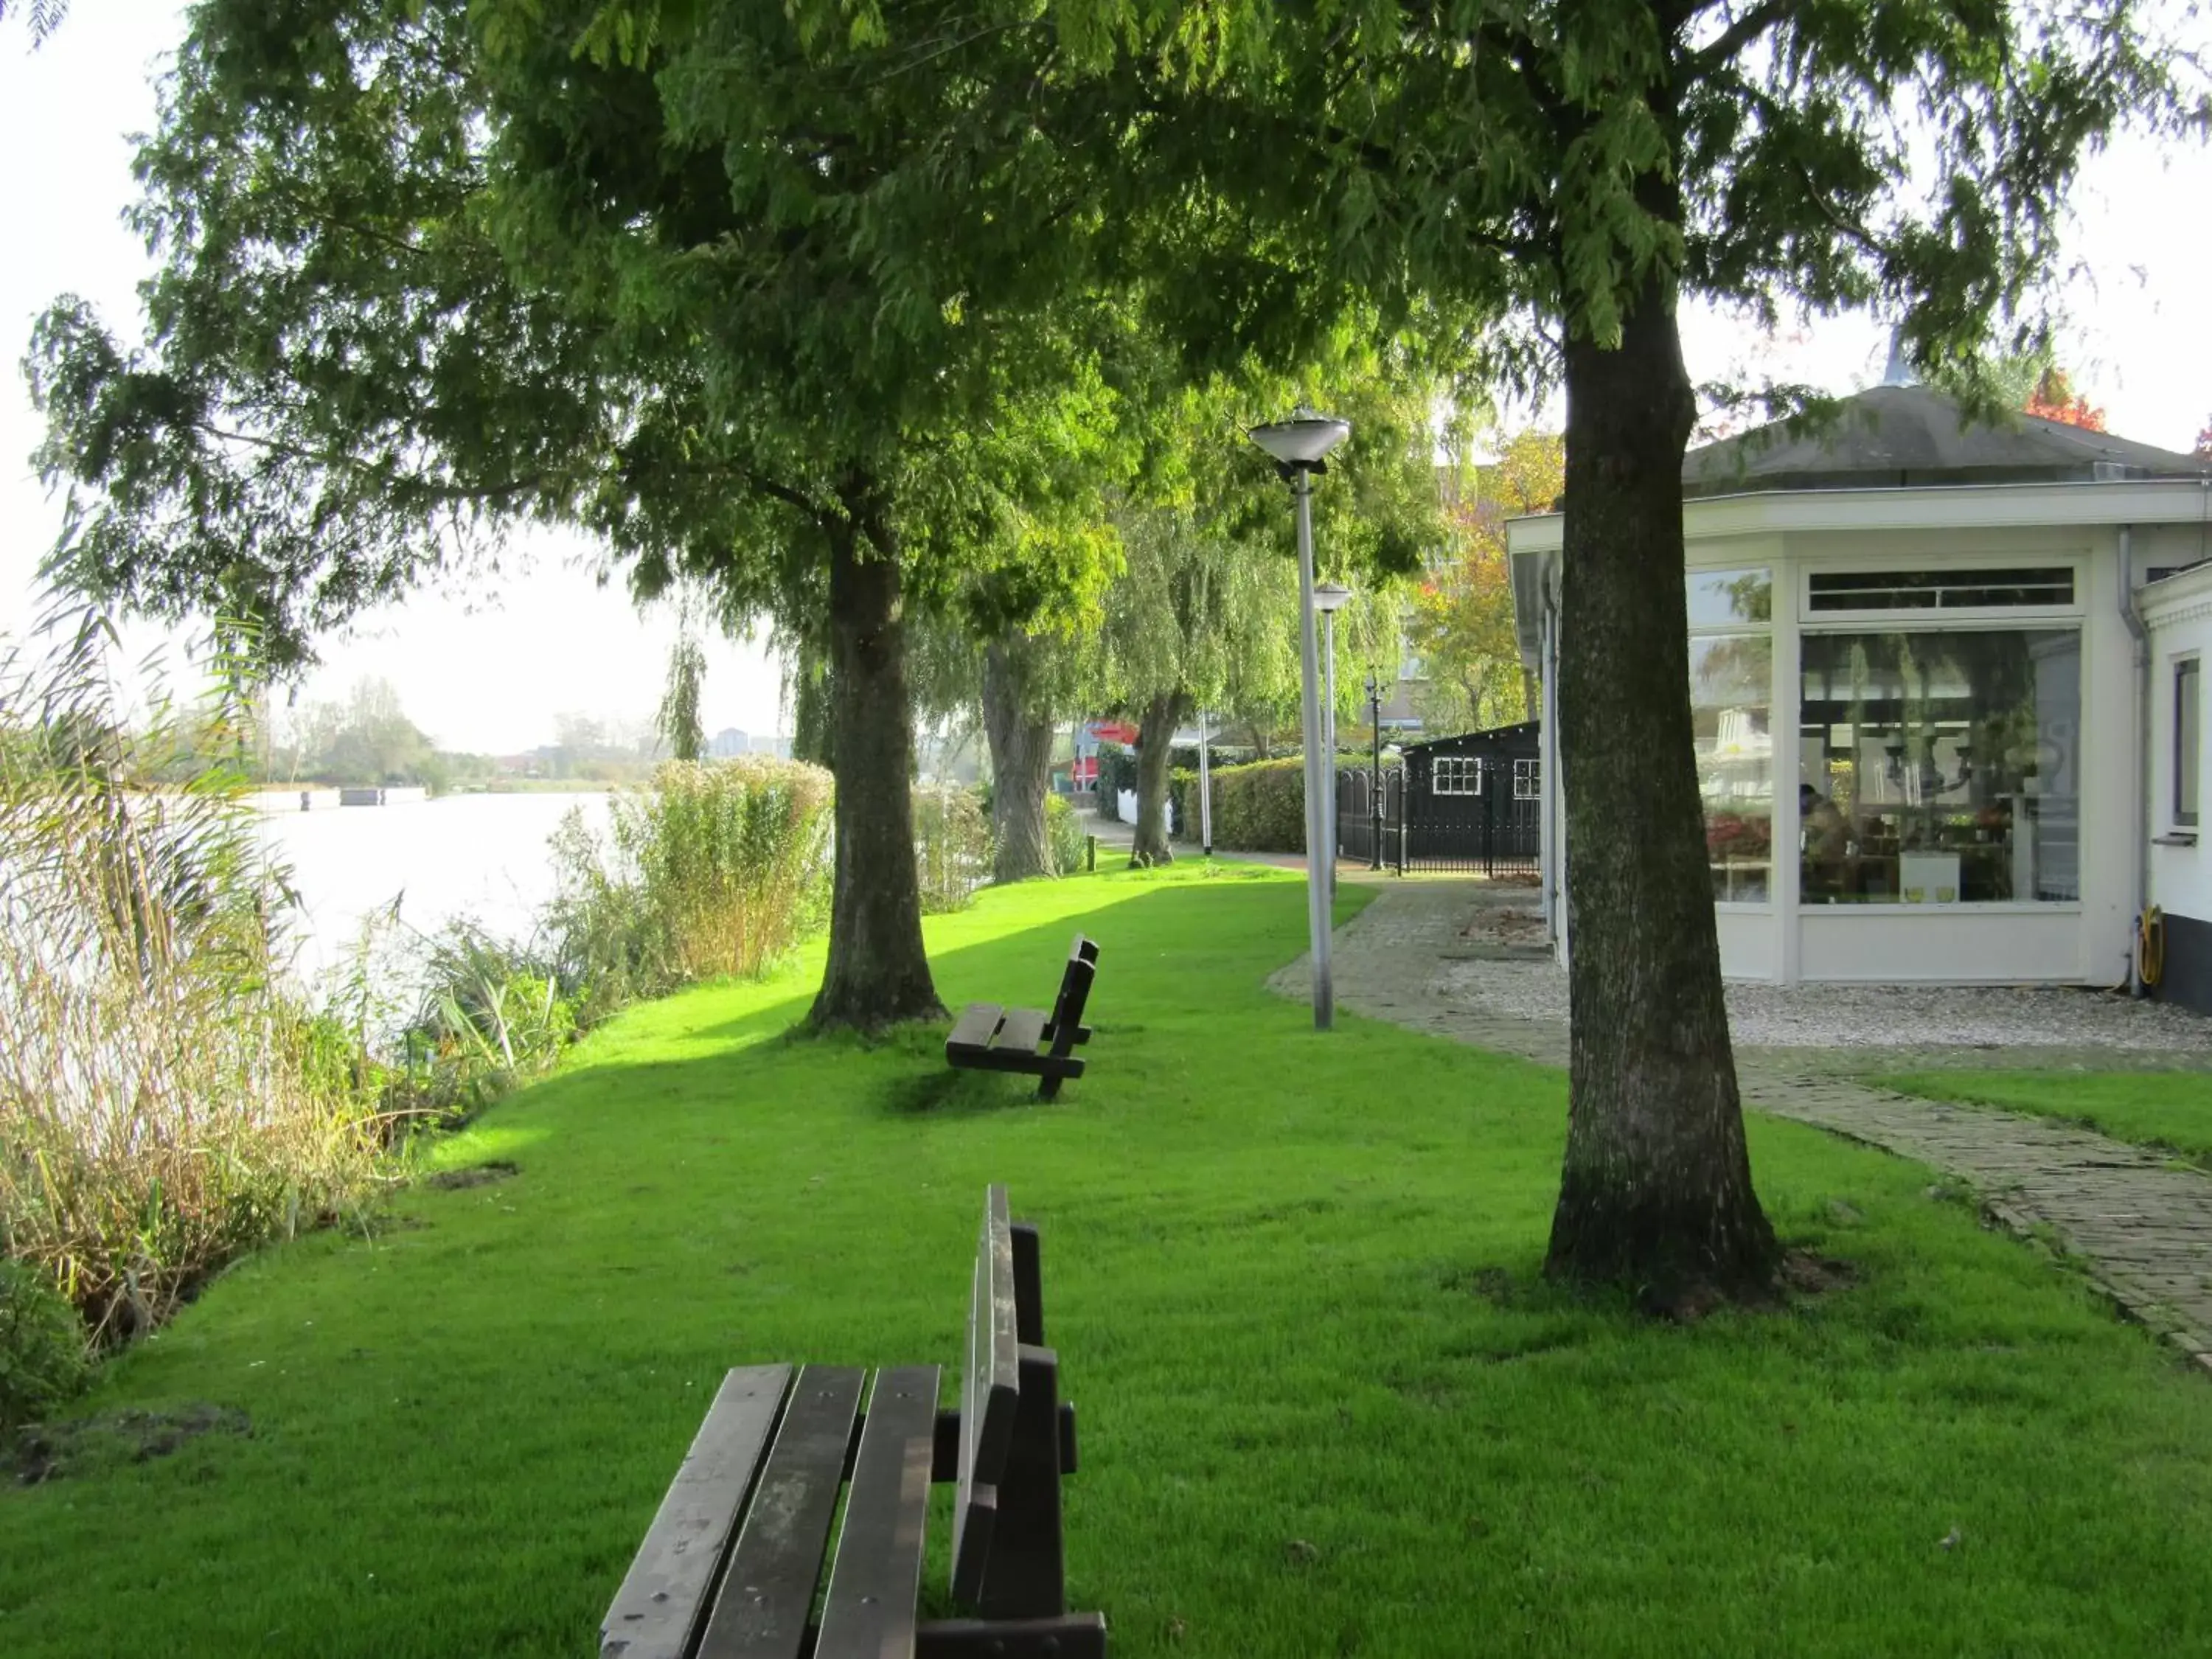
[{"left": 257, "top": 792, "right": 613, "bottom": 984}]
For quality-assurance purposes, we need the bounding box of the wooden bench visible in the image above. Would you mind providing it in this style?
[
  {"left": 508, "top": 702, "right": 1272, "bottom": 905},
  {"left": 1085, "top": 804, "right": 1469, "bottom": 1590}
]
[
  {"left": 600, "top": 1185, "right": 1105, "bottom": 1659},
  {"left": 945, "top": 935, "right": 1099, "bottom": 1101}
]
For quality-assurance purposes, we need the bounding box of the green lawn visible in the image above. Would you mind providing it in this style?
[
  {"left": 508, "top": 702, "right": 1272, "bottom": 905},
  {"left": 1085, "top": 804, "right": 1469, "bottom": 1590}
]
[
  {"left": 6, "top": 865, "right": 2212, "bottom": 1657},
  {"left": 1879, "top": 1070, "right": 2212, "bottom": 1169}
]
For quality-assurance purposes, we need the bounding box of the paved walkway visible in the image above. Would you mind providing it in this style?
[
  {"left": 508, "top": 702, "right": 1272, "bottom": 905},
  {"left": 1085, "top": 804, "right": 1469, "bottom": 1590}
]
[{"left": 1272, "top": 880, "right": 2212, "bottom": 1377}]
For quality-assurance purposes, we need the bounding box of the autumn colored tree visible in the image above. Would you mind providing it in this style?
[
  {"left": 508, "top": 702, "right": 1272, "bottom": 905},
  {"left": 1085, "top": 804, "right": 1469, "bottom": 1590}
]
[
  {"left": 2194, "top": 417, "right": 2211, "bottom": 459},
  {"left": 2024, "top": 366, "right": 2109, "bottom": 431},
  {"left": 1408, "top": 431, "right": 1563, "bottom": 733}
]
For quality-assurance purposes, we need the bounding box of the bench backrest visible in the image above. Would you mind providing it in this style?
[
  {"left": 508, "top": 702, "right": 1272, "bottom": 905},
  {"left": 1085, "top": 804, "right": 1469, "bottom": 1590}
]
[
  {"left": 953, "top": 1185, "right": 1022, "bottom": 1596},
  {"left": 1043, "top": 936, "right": 1099, "bottom": 1060}
]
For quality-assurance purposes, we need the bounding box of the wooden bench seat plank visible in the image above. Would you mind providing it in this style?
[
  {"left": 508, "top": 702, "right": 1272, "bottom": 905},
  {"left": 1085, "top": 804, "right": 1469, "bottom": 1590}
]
[
  {"left": 946, "top": 1003, "right": 1004, "bottom": 1055},
  {"left": 600, "top": 1366, "right": 793, "bottom": 1659},
  {"left": 696, "top": 1366, "right": 867, "bottom": 1659},
  {"left": 990, "top": 1006, "right": 1048, "bottom": 1056},
  {"left": 813, "top": 1367, "right": 941, "bottom": 1659}
]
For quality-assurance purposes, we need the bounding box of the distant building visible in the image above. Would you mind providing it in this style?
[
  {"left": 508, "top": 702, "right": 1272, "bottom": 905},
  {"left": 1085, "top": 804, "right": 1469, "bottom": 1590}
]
[{"left": 708, "top": 727, "right": 749, "bottom": 758}]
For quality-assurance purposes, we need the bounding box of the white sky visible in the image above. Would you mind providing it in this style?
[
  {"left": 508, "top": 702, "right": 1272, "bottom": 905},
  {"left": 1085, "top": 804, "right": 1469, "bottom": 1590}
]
[{"left": 3, "top": 1, "right": 2208, "bottom": 753}]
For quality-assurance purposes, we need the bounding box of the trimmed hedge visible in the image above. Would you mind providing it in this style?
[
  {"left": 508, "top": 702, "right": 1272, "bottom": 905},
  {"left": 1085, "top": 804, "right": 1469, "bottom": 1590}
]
[{"left": 1169, "top": 755, "right": 1374, "bottom": 853}]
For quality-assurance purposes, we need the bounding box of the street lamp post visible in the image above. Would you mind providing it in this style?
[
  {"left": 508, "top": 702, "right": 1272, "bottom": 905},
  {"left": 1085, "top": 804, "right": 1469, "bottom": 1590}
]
[
  {"left": 1313, "top": 580, "right": 1352, "bottom": 900},
  {"left": 1248, "top": 409, "right": 1352, "bottom": 1030},
  {"left": 1365, "top": 671, "right": 1385, "bottom": 871},
  {"left": 1196, "top": 706, "right": 1214, "bottom": 856}
]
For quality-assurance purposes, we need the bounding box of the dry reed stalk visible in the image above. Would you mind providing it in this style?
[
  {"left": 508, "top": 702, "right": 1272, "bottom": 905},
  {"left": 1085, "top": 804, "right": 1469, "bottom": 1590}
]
[{"left": 0, "top": 614, "right": 387, "bottom": 1349}]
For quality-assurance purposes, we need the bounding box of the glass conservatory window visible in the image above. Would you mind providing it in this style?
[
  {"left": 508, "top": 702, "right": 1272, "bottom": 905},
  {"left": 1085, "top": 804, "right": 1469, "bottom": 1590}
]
[
  {"left": 2176, "top": 657, "right": 2200, "bottom": 829},
  {"left": 1687, "top": 568, "right": 1773, "bottom": 627},
  {"left": 1694, "top": 635, "right": 1775, "bottom": 902},
  {"left": 1798, "top": 630, "right": 2081, "bottom": 905}
]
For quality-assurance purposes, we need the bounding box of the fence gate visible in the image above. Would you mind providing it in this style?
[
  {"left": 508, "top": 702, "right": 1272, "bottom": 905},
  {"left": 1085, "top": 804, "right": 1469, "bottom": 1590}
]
[{"left": 1335, "top": 767, "right": 1402, "bottom": 867}]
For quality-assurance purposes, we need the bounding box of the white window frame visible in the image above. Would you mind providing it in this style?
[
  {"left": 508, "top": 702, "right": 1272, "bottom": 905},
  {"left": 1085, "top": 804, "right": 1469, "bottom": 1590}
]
[
  {"left": 1432, "top": 755, "right": 1483, "bottom": 796},
  {"left": 2175, "top": 653, "right": 2201, "bottom": 830},
  {"left": 1512, "top": 757, "right": 1541, "bottom": 800},
  {"left": 1797, "top": 556, "right": 2086, "bottom": 627}
]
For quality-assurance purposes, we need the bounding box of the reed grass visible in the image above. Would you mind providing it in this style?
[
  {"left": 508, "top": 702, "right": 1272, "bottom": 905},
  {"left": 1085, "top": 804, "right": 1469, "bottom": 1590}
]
[
  {"left": 914, "top": 782, "right": 993, "bottom": 911},
  {"left": 543, "top": 757, "right": 834, "bottom": 1015},
  {"left": 0, "top": 614, "right": 386, "bottom": 1352}
]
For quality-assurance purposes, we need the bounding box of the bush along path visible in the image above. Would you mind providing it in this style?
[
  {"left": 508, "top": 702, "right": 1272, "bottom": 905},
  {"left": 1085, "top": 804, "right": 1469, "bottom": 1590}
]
[{"left": 1281, "top": 880, "right": 2212, "bottom": 1378}]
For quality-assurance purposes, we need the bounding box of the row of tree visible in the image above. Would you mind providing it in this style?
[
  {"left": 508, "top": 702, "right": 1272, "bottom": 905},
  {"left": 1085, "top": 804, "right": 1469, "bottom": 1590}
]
[{"left": 26, "top": 0, "right": 2200, "bottom": 1302}]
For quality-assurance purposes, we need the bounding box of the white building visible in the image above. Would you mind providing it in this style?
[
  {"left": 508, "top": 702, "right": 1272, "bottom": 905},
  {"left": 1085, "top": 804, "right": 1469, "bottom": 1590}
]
[{"left": 1509, "top": 383, "right": 2212, "bottom": 1002}]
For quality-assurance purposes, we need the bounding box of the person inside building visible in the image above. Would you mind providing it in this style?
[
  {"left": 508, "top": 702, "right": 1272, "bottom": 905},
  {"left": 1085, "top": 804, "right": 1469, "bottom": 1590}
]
[{"left": 1800, "top": 782, "right": 1851, "bottom": 898}]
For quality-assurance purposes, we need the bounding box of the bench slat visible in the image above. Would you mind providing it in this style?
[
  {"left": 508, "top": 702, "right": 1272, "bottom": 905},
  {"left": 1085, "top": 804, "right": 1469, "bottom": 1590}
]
[
  {"left": 953, "top": 1187, "right": 1021, "bottom": 1604},
  {"left": 696, "top": 1366, "right": 866, "bottom": 1659},
  {"left": 990, "top": 1006, "right": 1048, "bottom": 1056},
  {"left": 946, "top": 1003, "right": 1003, "bottom": 1055},
  {"left": 600, "top": 1366, "right": 793, "bottom": 1659},
  {"left": 813, "top": 1366, "right": 939, "bottom": 1659}
]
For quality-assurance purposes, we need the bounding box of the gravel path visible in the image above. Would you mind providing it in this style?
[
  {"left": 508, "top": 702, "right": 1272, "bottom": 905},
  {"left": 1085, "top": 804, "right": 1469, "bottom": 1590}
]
[
  {"left": 1273, "top": 880, "right": 2212, "bottom": 1377},
  {"left": 1438, "top": 956, "right": 2212, "bottom": 1052}
]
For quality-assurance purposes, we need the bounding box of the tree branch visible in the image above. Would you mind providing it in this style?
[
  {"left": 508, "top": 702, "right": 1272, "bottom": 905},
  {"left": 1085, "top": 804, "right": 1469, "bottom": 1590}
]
[{"left": 1686, "top": 0, "right": 1799, "bottom": 76}]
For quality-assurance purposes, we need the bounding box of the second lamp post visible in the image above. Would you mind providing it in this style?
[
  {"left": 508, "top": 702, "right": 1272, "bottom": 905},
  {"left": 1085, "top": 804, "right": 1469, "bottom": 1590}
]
[{"left": 1247, "top": 409, "right": 1351, "bottom": 1030}]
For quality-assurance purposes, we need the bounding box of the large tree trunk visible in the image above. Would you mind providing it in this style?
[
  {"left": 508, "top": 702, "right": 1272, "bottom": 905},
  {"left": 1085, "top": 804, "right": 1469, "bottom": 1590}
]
[
  {"left": 982, "top": 634, "right": 1055, "bottom": 882},
  {"left": 1543, "top": 270, "right": 1778, "bottom": 1306},
  {"left": 809, "top": 514, "right": 945, "bottom": 1032},
  {"left": 1129, "top": 690, "right": 1182, "bottom": 866}
]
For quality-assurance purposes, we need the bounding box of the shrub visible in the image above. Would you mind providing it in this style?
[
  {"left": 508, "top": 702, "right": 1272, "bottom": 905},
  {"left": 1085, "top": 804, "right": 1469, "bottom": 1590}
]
[
  {"left": 325, "top": 917, "right": 580, "bottom": 1133},
  {"left": 0, "top": 615, "right": 388, "bottom": 1350},
  {"left": 1092, "top": 745, "right": 1137, "bottom": 818},
  {"left": 543, "top": 757, "right": 834, "bottom": 1014},
  {"left": 914, "top": 783, "right": 992, "bottom": 912},
  {"left": 0, "top": 1259, "right": 87, "bottom": 1435},
  {"left": 1045, "top": 793, "right": 1087, "bottom": 876},
  {"left": 1208, "top": 757, "right": 1310, "bottom": 852}
]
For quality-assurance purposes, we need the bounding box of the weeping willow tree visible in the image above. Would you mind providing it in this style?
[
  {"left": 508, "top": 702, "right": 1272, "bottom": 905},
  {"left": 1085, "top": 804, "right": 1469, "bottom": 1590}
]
[
  {"left": 656, "top": 633, "right": 706, "bottom": 765},
  {"left": 1095, "top": 354, "right": 1452, "bottom": 863}
]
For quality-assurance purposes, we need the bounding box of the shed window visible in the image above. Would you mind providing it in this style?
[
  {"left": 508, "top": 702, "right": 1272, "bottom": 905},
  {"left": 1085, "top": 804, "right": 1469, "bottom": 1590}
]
[
  {"left": 1432, "top": 756, "right": 1482, "bottom": 796},
  {"left": 2177, "top": 658, "right": 2200, "bottom": 828},
  {"left": 1513, "top": 758, "right": 1542, "bottom": 800},
  {"left": 1808, "top": 568, "right": 2074, "bottom": 612}
]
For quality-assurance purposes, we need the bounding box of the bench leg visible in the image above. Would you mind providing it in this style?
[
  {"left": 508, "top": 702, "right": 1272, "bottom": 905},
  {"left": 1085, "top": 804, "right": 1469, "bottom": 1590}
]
[
  {"left": 1035, "top": 1072, "right": 1064, "bottom": 1102},
  {"left": 969, "top": 1342, "right": 1068, "bottom": 1621}
]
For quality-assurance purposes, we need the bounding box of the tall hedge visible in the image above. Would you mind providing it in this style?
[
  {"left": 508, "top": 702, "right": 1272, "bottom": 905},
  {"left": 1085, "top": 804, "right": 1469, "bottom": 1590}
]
[{"left": 1170, "top": 755, "right": 1374, "bottom": 853}]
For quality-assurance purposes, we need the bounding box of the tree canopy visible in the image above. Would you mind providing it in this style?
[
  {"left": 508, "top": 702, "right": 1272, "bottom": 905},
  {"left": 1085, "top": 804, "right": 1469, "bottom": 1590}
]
[
  {"left": 1408, "top": 431, "right": 1563, "bottom": 734},
  {"left": 1027, "top": 0, "right": 2205, "bottom": 1299},
  {"left": 29, "top": 0, "right": 1137, "bottom": 1029}
]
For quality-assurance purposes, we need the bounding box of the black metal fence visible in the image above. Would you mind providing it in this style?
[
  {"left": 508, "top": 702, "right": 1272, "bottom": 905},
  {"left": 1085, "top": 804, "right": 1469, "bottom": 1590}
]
[{"left": 1338, "top": 762, "right": 1540, "bottom": 877}]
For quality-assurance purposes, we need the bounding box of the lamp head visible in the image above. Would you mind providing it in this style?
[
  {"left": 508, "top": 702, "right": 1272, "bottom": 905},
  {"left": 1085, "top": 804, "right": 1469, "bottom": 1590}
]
[
  {"left": 1248, "top": 408, "right": 1352, "bottom": 470},
  {"left": 1312, "top": 580, "right": 1354, "bottom": 614}
]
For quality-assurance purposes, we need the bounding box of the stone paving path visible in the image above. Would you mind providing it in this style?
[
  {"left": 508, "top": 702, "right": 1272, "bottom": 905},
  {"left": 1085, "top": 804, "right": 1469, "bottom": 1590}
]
[{"left": 1273, "top": 880, "right": 2212, "bottom": 1377}]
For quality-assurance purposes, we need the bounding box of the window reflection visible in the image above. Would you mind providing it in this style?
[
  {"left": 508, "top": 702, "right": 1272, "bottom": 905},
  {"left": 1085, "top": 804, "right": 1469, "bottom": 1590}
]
[
  {"left": 1687, "top": 568, "right": 1773, "bottom": 627},
  {"left": 1695, "top": 635, "right": 1774, "bottom": 900},
  {"left": 1798, "top": 630, "right": 2080, "bottom": 905}
]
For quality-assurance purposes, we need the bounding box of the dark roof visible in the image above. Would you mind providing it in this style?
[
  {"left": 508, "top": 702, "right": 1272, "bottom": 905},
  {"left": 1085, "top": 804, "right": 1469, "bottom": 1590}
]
[
  {"left": 1402, "top": 720, "right": 1540, "bottom": 754},
  {"left": 1683, "top": 383, "right": 2208, "bottom": 498}
]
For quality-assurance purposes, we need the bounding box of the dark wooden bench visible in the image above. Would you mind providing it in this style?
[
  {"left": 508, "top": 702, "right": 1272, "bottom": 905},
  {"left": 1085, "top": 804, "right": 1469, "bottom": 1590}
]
[
  {"left": 600, "top": 1185, "right": 1105, "bottom": 1659},
  {"left": 945, "top": 935, "right": 1099, "bottom": 1100}
]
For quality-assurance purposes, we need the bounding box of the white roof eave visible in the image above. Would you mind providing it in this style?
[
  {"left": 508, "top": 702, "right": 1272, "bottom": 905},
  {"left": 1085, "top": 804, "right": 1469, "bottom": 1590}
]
[{"left": 1501, "top": 476, "right": 2212, "bottom": 555}]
